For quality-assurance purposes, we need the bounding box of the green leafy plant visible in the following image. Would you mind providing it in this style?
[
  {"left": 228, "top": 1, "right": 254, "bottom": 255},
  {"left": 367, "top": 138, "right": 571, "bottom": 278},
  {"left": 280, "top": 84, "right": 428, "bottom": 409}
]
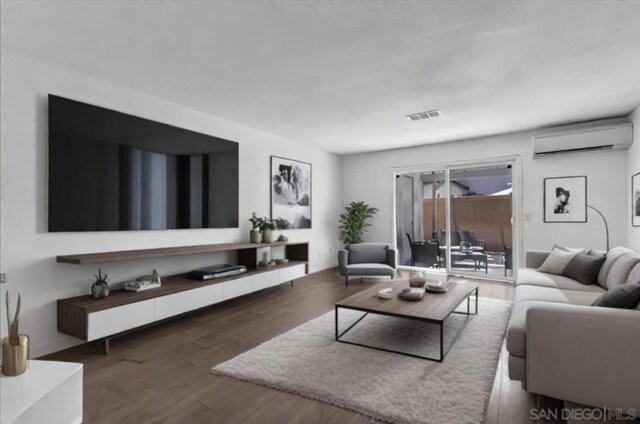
[
  {"left": 259, "top": 217, "right": 277, "bottom": 231},
  {"left": 250, "top": 215, "right": 277, "bottom": 231},
  {"left": 249, "top": 212, "right": 261, "bottom": 230},
  {"left": 338, "top": 201, "right": 379, "bottom": 245}
]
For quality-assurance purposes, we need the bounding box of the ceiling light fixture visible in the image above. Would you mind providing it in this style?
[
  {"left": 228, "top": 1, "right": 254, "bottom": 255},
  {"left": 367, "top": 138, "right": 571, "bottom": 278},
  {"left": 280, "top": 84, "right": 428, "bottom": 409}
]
[{"left": 406, "top": 109, "right": 440, "bottom": 121}]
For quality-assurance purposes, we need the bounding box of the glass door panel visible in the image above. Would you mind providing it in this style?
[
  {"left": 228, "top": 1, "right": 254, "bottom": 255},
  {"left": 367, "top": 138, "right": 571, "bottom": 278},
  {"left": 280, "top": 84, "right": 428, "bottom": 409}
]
[
  {"left": 395, "top": 170, "right": 446, "bottom": 269},
  {"left": 447, "top": 165, "right": 514, "bottom": 278}
]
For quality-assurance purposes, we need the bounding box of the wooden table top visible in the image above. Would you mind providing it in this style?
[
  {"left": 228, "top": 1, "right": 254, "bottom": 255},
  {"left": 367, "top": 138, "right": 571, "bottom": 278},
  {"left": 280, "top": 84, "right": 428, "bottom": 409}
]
[{"left": 336, "top": 279, "right": 479, "bottom": 322}]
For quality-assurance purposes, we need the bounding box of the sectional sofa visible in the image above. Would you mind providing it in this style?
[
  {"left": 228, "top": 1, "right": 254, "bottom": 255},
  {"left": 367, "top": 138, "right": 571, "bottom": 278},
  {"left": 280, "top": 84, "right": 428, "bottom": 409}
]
[{"left": 506, "top": 247, "right": 640, "bottom": 410}]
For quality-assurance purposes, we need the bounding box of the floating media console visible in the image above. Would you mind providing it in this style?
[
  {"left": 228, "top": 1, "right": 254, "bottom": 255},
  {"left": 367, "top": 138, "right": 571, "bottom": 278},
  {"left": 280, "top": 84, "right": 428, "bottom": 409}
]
[{"left": 57, "top": 242, "right": 309, "bottom": 354}]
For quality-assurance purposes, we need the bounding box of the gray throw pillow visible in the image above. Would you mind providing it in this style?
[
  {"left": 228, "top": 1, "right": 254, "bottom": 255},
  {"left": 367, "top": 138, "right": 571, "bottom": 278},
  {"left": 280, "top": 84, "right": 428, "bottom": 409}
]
[
  {"left": 592, "top": 281, "right": 640, "bottom": 309},
  {"left": 562, "top": 253, "right": 605, "bottom": 285},
  {"left": 538, "top": 249, "right": 578, "bottom": 275}
]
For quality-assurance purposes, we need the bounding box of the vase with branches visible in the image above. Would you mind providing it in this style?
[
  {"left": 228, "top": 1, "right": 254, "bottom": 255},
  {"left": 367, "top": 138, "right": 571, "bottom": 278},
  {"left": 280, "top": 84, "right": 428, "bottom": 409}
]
[
  {"left": 3, "top": 292, "right": 29, "bottom": 376},
  {"left": 338, "top": 201, "right": 379, "bottom": 245}
]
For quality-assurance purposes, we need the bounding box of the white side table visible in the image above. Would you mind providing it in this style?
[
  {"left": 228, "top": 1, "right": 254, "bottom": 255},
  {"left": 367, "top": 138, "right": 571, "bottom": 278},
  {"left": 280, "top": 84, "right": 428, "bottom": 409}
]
[{"left": 1, "top": 360, "right": 83, "bottom": 424}]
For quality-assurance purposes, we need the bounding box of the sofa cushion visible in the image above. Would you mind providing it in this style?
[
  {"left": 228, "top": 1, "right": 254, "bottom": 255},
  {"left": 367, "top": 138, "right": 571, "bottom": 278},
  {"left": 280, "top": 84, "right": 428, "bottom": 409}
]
[
  {"left": 347, "top": 243, "right": 388, "bottom": 264},
  {"left": 592, "top": 281, "right": 640, "bottom": 309},
  {"left": 537, "top": 249, "right": 578, "bottom": 275},
  {"left": 597, "top": 247, "right": 633, "bottom": 288},
  {"left": 516, "top": 268, "right": 606, "bottom": 293},
  {"left": 514, "top": 285, "right": 603, "bottom": 306},
  {"left": 627, "top": 263, "right": 640, "bottom": 286},
  {"left": 606, "top": 254, "right": 640, "bottom": 290},
  {"left": 562, "top": 253, "right": 605, "bottom": 285},
  {"left": 345, "top": 263, "right": 394, "bottom": 276}
]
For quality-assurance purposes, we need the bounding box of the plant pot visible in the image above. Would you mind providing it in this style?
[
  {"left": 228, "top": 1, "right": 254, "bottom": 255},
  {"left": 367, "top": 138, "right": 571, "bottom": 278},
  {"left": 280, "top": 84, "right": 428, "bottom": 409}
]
[
  {"left": 250, "top": 229, "right": 262, "bottom": 243},
  {"left": 262, "top": 229, "right": 274, "bottom": 243},
  {"left": 91, "top": 281, "right": 110, "bottom": 299},
  {"left": 2, "top": 335, "right": 29, "bottom": 376}
]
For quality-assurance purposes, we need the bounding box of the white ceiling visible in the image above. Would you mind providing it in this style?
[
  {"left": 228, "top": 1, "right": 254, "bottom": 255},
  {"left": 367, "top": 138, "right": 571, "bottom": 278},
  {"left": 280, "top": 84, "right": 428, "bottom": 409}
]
[{"left": 2, "top": 1, "right": 640, "bottom": 155}]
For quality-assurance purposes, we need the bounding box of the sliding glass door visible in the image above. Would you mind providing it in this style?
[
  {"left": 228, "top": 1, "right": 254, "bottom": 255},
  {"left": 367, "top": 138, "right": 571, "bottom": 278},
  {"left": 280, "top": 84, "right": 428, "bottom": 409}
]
[
  {"left": 394, "top": 160, "right": 517, "bottom": 281},
  {"left": 446, "top": 165, "right": 514, "bottom": 278}
]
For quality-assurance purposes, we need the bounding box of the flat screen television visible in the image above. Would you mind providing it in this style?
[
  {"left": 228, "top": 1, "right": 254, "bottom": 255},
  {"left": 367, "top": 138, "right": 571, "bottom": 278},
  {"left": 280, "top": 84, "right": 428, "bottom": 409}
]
[{"left": 48, "top": 95, "right": 239, "bottom": 232}]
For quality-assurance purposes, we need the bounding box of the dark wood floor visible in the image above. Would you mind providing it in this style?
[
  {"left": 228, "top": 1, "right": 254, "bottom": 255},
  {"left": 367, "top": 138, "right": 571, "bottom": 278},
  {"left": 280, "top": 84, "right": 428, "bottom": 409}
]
[{"left": 45, "top": 268, "right": 515, "bottom": 424}]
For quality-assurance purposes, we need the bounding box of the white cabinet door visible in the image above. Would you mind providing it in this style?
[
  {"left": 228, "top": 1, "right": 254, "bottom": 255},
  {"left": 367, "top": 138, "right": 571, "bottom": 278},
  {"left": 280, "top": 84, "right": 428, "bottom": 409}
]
[
  {"left": 87, "top": 300, "right": 155, "bottom": 341},
  {"left": 223, "top": 276, "right": 251, "bottom": 300},
  {"left": 173, "top": 283, "right": 224, "bottom": 315},
  {"left": 154, "top": 295, "right": 174, "bottom": 321},
  {"left": 251, "top": 270, "right": 280, "bottom": 291},
  {"left": 279, "top": 264, "right": 306, "bottom": 284}
]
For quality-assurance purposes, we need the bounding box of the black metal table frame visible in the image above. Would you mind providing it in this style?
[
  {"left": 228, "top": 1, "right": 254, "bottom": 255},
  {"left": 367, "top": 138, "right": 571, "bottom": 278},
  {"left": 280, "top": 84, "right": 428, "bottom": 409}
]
[
  {"left": 335, "top": 287, "right": 479, "bottom": 362},
  {"left": 450, "top": 253, "right": 488, "bottom": 274}
]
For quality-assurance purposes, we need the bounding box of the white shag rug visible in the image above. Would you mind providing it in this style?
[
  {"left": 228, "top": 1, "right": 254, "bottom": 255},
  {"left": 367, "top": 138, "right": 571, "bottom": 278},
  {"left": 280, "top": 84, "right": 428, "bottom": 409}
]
[{"left": 212, "top": 298, "right": 511, "bottom": 424}]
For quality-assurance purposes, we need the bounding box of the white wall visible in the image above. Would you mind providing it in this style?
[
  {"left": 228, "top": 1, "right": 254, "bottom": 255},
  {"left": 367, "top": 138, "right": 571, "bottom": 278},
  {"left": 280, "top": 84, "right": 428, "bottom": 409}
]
[
  {"left": 0, "top": 48, "right": 342, "bottom": 357},
  {"left": 627, "top": 105, "right": 640, "bottom": 250},
  {"left": 342, "top": 128, "right": 629, "bottom": 261}
]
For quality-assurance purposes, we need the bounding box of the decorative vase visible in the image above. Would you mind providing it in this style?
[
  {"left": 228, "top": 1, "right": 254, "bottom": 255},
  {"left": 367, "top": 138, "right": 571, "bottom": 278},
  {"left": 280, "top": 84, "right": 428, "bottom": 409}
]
[
  {"left": 91, "top": 281, "right": 110, "bottom": 299},
  {"left": 2, "top": 335, "right": 29, "bottom": 376},
  {"left": 262, "top": 229, "right": 274, "bottom": 243},
  {"left": 250, "top": 229, "right": 261, "bottom": 243}
]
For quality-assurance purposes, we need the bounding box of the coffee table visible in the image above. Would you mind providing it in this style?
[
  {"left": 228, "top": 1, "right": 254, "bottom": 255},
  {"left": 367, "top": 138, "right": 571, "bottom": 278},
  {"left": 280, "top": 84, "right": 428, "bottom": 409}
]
[{"left": 335, "top": 280, "right": 479, "bottom": 362}]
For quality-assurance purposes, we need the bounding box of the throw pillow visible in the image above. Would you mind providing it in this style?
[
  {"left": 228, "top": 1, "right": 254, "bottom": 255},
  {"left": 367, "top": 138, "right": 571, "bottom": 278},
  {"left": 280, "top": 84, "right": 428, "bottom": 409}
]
[
  {"left": 605, "top": 254, "right": 640, "bottom": 290},
  {"left": 562, "top": 253, "right": 606, "bottom": 285},
  {"left": 597, "top": 247, "right": 633, "bottom": 288},
  {"left": 592, "top": 281, "right": 640, "bottom": 309},
  {"left": 537, "top": 249, "right": 578, "bottom": 275},
  {"left": 553, "top": 244, "right": 591, "bottom": 255}
]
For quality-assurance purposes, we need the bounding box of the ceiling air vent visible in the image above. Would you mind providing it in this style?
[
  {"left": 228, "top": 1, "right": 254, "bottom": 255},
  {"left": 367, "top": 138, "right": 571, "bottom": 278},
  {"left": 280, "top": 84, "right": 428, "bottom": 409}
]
[{"left": 407, "top": 109, "right": 440, "bottom": 121}]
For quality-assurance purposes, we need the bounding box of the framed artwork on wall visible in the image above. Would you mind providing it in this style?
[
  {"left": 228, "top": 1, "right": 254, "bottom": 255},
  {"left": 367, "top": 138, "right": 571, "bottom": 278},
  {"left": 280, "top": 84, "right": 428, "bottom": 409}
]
[
  {"left": 633, "top": 172, "right": 640, "bottom": 227},
  {"left": 270, "top": 156, "right": 312, "bottom": 229},
  {"left": 543, "top": 176, "right": 587, "bottom": 223}
]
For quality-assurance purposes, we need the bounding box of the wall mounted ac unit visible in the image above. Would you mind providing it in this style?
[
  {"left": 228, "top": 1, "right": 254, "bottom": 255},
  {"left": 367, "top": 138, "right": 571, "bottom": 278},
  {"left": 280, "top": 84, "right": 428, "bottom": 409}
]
[{"left": 532, "top": 118, "right": 632, "bottom": 157}]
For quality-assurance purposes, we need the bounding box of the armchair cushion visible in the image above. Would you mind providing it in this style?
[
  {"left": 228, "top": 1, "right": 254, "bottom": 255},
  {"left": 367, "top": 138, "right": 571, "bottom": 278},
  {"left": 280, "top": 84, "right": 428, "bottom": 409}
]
[
  {"left": 346, "top": 243, "right": 389, "bottom": 264},
  {"left": 345, "top": 263, "right": 394, "bottom": 276}
]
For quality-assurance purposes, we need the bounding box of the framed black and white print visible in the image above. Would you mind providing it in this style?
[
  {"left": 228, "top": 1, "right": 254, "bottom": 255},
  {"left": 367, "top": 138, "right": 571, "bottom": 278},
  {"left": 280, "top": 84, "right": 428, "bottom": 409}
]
[
  {"left": 543, "top": 176, "right": 587, "bottom": 223},
  {"left": 270, "top": 156, "right": 312, "bottom": 229},
  {"left": 633, "top": 172, "right": 640, "bottom": 227}
]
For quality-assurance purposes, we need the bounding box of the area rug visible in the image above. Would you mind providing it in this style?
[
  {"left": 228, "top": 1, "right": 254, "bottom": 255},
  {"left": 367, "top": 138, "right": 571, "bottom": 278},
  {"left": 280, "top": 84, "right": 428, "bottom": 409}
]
[{"left": 212, "top": 298, "right": 511, "bottom": 424}]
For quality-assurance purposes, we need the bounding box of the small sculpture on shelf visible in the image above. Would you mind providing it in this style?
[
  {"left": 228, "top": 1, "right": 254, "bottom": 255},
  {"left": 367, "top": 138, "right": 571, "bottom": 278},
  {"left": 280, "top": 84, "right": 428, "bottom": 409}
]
[
  {"left": 125, "top": 269, "right": 162, "bottom": 292},
  {"left": 91, "top": 269, "right": 110, "bottom": 299},
  {"left": 2, "top": 292, "right": 29, "bottom": 376}
]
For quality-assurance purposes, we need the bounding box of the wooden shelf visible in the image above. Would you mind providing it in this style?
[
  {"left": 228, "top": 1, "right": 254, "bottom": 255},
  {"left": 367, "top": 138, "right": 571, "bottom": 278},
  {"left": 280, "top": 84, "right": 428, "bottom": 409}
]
[
  {"left": 58, "top": 261, "right": 308, "bottom": 314},
  {"left": 56, "top": 241, "right": 310, "bottom": 351},
  {"left": 56, "top": 241, "right": 309, "bottom": 265}
]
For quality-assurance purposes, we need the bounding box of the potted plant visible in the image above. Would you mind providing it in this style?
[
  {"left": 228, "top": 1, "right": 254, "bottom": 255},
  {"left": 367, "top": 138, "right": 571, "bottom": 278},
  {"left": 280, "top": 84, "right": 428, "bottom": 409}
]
[
  {"left": 338, "top": 201, "right": 379, "bottom": 245},
  {"left": 249, "top": 212, "right": 262, "bottom": 243},
  {"left": 260, "top": 217, "right": 277, "bottom": 243},
  {"left": 91, "top": 269, "right": 110, "bottom": 299}
]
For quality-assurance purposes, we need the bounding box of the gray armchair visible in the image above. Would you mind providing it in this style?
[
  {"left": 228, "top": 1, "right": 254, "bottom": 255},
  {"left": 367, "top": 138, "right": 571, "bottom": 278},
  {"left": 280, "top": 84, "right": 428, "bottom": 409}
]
[{"left": 338, "top": 243, "right": 397, "bottom": 286}]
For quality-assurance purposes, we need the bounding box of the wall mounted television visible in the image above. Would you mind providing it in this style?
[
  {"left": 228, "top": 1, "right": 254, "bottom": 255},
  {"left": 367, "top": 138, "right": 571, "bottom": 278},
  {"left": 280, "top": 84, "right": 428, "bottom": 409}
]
[{"left": 48, "top": 95, "right": 239, "bottom": 232}]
